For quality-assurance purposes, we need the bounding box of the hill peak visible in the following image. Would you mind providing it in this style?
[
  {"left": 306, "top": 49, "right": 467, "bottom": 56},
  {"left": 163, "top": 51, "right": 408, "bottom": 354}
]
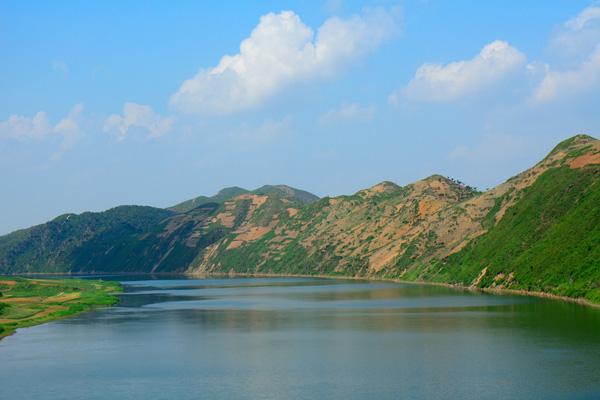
[
  {"left": 410, "top": 174, "right": 477, "bottom": 201},
  {"left": 169, "top": 186, "right": 249, "bottom": 213},
  {"left": 214, "top": 186, "right": 249, "bottom": 198},
  {"left": 369, "top": 181, "right": 401, "bottom": 193},
  {"left": 423, "top": 174, "right": 449, "bottom": 182},
  {"left": 252, "top": 184, "right": 319, "bottom": 205},
  {"left": 549, "top": 134, "right": 598, "bottom": 155}
]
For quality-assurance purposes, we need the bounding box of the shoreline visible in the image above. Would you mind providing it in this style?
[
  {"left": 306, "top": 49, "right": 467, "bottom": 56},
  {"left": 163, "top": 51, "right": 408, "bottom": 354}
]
[
  {"left": 190, "top": 271, "right": 600, "bottom": 309},
  {"left": 7, "top": 270, "right": 600, "bottom": 309}
]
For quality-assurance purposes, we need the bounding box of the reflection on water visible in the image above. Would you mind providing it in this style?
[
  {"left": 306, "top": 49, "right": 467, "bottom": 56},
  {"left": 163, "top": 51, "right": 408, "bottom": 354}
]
[{"left": 1, "top": 276, "right": 600, "bottom": 400}]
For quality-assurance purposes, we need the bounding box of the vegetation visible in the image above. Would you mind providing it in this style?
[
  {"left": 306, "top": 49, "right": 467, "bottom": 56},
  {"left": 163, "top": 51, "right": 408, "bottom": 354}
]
[{"left": 0, "top": 276, "right": 121, "bottom": 339}]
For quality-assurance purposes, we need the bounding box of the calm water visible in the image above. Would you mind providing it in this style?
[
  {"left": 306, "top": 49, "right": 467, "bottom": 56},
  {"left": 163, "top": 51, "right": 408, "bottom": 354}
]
[{"left": 1, "top": 277, "right": 600, "bottom": 400}]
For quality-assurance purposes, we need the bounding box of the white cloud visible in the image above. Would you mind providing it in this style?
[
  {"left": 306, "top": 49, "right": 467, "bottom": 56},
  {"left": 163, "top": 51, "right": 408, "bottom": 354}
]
[
  {"left": 533, "top": 4, "right": 600, "bottom": 103},
  {"left": 0, "top": 104, "right": 84, "bottom": 159},
  {"left": 0, "top": 112, "right": 51, "bottom": 139},
  {"left": 319, "top": 102, "right": 375, "bottom": 125},
  {"left": 170, "top": 9, "right": 397, "bottom": 115},
  {"left": 0, "top": 104, "right": 83, "bottom": 140},
  {"left": 396, "top": 41, "right": 526, "bottom": 102},
  {"left": 533, "top": 45, "right": 600, "bottom": 103},
  {"left": 104, "top": 103, "right": 174, "bottom": 140}
]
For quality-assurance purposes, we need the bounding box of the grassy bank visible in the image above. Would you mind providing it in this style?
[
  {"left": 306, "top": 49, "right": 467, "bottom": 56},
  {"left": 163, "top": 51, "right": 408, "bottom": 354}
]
[{"left": 0, "top": 276, "right": 121, "bottom": 340}]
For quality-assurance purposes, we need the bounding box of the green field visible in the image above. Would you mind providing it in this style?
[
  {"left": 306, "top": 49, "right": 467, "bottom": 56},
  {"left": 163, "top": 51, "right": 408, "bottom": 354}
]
[{"left": 0, "top": 276, "right": 121, "bottom": 339}]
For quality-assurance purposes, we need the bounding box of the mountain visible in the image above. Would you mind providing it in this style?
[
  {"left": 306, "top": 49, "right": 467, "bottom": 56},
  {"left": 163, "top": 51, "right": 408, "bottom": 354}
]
[
  {"left": 189, "top": 134, "right": 600, "bottom": 303},
  {"left": 0, "top": 135, "right": 598, "bottom": 303}
]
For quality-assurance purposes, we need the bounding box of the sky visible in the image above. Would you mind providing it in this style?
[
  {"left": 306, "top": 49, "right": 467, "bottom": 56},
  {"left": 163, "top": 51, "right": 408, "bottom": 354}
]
[{"left": 1, "top": 0, "right": 600, "bottom": 234}]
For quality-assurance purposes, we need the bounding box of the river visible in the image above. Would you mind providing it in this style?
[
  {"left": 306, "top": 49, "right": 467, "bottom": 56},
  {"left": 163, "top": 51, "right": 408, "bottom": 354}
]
[{"left": 1, "top": 276, "right": 599, "bottom": 399}]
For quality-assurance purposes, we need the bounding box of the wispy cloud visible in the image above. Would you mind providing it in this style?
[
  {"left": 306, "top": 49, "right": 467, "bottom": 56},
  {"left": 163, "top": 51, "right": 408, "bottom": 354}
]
[
  {"left": 565, "top": 2, "right": 600, "bottom": 31},
  {"left": 533, "top": 45, "right": 600, "bottom": 103},
  {"left": 51, "top": 60, "right": 69, "bottom": 75},
  {"left": 236, "top": 116, "right": 293, "bottom": 143},
  {"left": 448, "top": 134, "right": 529, "bottom": 162},
  {"left": 533, "top": 3, "right": 600, "bottom": 103},
  {"left": 319, "top": 102, "right": 375, "bottom": 125},
  {"left": 52, "top": 104, "right": 84, "bottom": 159},
  {"left": 170, "top": 9, "right": 398, "bottom": 115}
]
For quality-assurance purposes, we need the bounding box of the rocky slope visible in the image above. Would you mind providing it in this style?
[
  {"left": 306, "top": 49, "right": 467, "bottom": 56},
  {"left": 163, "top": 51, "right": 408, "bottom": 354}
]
[
  {"left": 193, "top": 134, "right": 600, "bottom": 302},
  {"left": 0, "top": 135, "right": 598, "bottom": 302}
]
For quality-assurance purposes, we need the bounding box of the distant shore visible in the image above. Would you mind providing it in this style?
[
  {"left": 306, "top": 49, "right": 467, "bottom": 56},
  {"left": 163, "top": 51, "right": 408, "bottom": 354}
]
[{"left": 188, "top": 271, "right": 600, "bottom": 309}]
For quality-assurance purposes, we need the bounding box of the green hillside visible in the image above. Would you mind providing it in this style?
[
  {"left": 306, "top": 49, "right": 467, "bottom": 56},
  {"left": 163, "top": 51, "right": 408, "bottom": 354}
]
[
  {"left": 432, "top": 164, "right": 600, "bottom": 302},
  {"left": 0, "top": 206, "right": 174, "bottom": 273}
]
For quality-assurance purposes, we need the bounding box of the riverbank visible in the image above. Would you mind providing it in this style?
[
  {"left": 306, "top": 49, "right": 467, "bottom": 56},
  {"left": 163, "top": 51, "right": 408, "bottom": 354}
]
[
  {"left": 0, "top": 276, "right": 122, "bottom": 340},
  {"left": 188, "top": 271, "right": 600, "bottom": 309}
]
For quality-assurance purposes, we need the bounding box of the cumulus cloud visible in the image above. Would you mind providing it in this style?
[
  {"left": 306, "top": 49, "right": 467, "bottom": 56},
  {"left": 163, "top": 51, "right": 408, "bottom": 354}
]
[
  {"left": 395, "top": 41, "right": 526, "bottom": 102},
  {"left": 104, "top": 103, "right": 174, "bottom": 140},
  {"left": 319, "top": 102, "right": 375, "bottom": 125},
  {"left": 170, "top": 9, "right": 397, "bottom": 115}
]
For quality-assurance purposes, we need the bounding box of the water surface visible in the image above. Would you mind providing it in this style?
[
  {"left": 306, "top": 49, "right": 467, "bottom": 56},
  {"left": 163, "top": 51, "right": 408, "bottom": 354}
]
[{"left": 1, "top": 277, "right": 600, "bottom": 400}]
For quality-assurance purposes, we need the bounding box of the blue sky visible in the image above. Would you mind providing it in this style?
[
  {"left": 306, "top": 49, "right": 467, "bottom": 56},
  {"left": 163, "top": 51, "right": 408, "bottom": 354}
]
[{"left": 1, "top": 0, "right": 600, "bottom": 234}]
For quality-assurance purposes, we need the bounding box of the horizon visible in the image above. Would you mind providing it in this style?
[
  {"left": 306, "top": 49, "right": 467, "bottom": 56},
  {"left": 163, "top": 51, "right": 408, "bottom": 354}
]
[{"left": 2, "top": 1, "right": 600, "bottom": 235}]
